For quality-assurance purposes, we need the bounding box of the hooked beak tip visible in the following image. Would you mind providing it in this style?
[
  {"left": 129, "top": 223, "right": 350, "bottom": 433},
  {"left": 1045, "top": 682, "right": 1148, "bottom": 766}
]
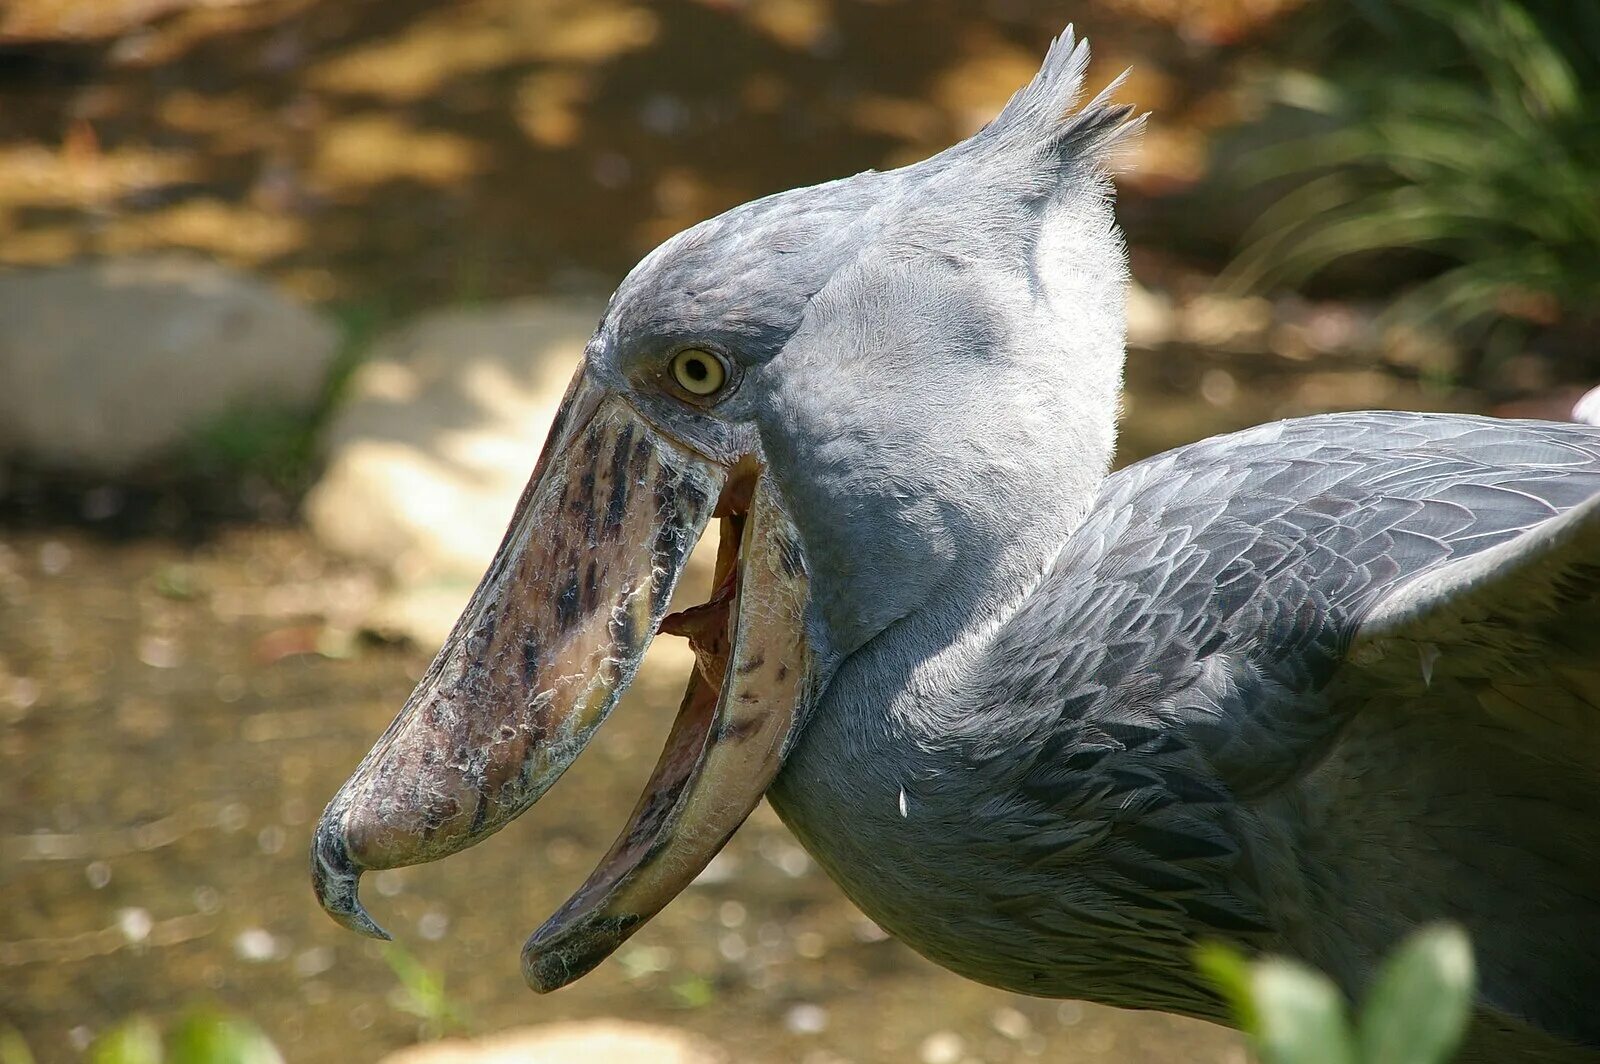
[
  {"left": 521, "top": 950, "right": 569, "bottom": 995},
  {"left": 311, "top": 819, "right": 392, "bottom": 941},
  {"left": 520, "top": 916, "right": 639, "bottom": 993}
]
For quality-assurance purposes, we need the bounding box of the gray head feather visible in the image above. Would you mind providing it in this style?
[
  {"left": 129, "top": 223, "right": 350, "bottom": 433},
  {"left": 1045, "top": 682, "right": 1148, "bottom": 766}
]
[
  {"left": 970, "top": 26, "right": 1143, "bottom": 172},
  {"left": 591, "top": 26, "right": 1141, "bottom": 673}
]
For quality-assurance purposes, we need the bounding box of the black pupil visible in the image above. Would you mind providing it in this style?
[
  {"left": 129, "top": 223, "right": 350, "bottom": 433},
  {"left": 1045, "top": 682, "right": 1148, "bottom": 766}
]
[{"left": 684, "top": 357, "right": 708, "bottom": 382}]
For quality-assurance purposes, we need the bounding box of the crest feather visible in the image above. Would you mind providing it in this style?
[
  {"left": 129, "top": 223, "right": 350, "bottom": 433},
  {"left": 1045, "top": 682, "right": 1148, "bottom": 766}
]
[{"left": 977, "top": 26, "right": 1144, "bottom": 169}]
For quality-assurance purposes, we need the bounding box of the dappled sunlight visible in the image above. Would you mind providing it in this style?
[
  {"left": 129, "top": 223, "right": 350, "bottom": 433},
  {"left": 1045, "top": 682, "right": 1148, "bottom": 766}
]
[
  {"left": 1094, "top": 0, "right": 1308, "bottom": 44},
  {"left": 0, "top": 0, "right": 1285, "bottom": 304},
  {"left": 309, "top": 114, "right": 487, "bottom": 193},
  {"left": 99, "top": 197, "right": 309, "bottom": 261},
  {"left": 0, "top": 136, "right": 196, "bottom": 211},
  {"left": 304, "top": 1, "right": 659, "bottom": 102},
  {"left": 931, "top": 28, "right": 1051, "bottom": 137}
]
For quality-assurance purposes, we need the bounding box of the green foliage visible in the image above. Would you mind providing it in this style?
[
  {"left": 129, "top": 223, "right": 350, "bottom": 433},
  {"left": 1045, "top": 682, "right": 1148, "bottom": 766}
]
[
  {"left": 0, "top": 1027, "right": 37, "bottom": 1064},
  {"left": 183, "top": 406, "right": 318, "bottom": 489},
  {"left": 85, "top": 1012, "right": 281, "bottom": 1064},
  {"left": 88, "top": 1018, "right": 162, "bottom": 1064},
  {"left": 668, "top": 973, "right": 717, "bottom": 1009},
  {"left": 1199, "top": 945, "right": 1356, "bottom": 1064},
  {"left": 1358, "top": 927, "right": 1475, "bottom": 1064},
  {"left": 1229, "top": 0, "right": 1600, "bottom": 346},
  {"left": 164, "top": 1012, "right": 283, "bottom": 1064},
  {"left": 382, "top": 943, "right": 472, "bottom": 1039},
  {"left": 1199, "top": 923, "right": 1475, "bottom": 1064},
  {"left": 152, "top": 563, "right": 204, "bottom": 601}
]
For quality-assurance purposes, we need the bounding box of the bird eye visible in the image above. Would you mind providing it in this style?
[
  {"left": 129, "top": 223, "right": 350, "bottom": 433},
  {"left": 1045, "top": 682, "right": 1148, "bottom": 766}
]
[{"left": 670, "top": 348, "right": 727, "bottom": 397}]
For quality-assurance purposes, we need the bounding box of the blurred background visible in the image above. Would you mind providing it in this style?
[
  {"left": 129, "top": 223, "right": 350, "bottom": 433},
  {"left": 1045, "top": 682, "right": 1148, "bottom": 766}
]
[{"left": 1, "top": 1, "right": 1596, "bottom": 1061}]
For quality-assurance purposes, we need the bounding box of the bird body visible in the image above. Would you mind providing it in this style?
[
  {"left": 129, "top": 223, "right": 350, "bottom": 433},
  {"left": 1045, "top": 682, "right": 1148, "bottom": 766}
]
[
  {"left": 772, "top": 412, "right": 1600, "bottom": 1059},
  {"left": 316, "top": 26, "right": 1600, "bottom": 1062}
]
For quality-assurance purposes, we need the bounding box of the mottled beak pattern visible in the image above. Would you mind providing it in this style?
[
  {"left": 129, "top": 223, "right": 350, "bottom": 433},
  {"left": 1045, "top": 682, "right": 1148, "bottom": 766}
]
[{"left": 312, "top": 365, "right": 812, "bottom": 991}]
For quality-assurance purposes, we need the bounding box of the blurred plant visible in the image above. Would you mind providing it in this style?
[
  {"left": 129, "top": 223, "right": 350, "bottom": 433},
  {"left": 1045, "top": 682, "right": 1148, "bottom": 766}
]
[
  {"left": 1228, "top": 0, "right": 1600, "bottom": 354},
  {"left": 0, "top": 1027, "right": 36, "bottom": 1064},
  {"left": 85, "top": 1011, "right": 282, "bottom": 1064},
  {"left": 183, "top": 406, "right": 318, "bottom": 490},
  {"left": 668, "top": 973, "right": 717, "bottom": 1009},
  {"left": 153, "top": 563, "right": 204, "bottom": 601},
  {"left": 1198, "top": 923, "right": 1475, "bottom": 1064},
  {"left": 382, "top": 942, "right": 472, "bottom": 1039},
  {"left": 88, "top": 1017, "right": 162, "bottom": 1064},
  {"left": 164, "top": 1012, "right": 284, "bottom": 1064},
  {"left": 617, "top": 942, "right": 674, "bottom": 983}
]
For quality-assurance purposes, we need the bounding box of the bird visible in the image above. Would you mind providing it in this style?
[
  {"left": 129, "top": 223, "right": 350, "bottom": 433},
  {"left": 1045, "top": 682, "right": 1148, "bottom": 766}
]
[{"left": 313, "top": 27, "right": 1600, "bottom": 1062}]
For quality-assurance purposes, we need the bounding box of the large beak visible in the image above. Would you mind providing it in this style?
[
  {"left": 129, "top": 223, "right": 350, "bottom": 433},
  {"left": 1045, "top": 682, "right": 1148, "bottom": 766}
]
[{"left": 312, "top": 366, "right": 813, "bottom": 992}]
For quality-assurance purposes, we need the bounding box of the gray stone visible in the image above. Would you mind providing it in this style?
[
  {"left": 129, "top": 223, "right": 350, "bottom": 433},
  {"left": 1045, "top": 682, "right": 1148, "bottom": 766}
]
[
  {"left": 306, "top": 298, "right": 720, "bottom": 649},
  {"left": 0, "top": 255, "right": 338, "bottom": 473},
  {"left": 1124, "top": 281, "right": 1176, "bottom": 348},
  {"left": 305, "top": 299, "right": 598, "bottom": 586},
  {"left": 1574, "top": 384, "right": 1600, "bottom": 426}
]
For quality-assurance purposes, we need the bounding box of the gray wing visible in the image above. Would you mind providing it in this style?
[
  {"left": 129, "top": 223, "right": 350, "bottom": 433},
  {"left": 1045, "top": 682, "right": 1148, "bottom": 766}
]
[
  {"left": 1355, "top": 485, "right": 1600, "bottom": 653},
  {"left": 967, "top": 412, "right": 1600, "bottom": 1047},
  {"left": 1324, "top": 483, "right": 1600, "bottom": 1056}
]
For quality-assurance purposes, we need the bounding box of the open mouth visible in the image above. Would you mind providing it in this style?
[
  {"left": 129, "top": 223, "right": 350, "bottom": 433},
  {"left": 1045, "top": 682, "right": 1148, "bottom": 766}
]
[
  {"left": 661, "top": 458, "right": 756, "bottom": 693},
  {"left": 311, "top": 370, "right": 811, "bottom": 992}
]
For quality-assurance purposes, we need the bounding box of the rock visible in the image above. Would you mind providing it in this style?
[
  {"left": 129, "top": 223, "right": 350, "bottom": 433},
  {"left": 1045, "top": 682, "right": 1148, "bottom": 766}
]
[
  {"left": 1491, "top": 385, "right": 1597, "bottom": 425},
  {"left": 0, "top": 255, "right": 338, "bottom": 474},
  {"left": 1572, "top": 385, "right": 1600, "bottom": 426},
  {"left": 1125, "top": 281, "right": 1176, "bottom": 348},
  {"left": 309, "top": 298, "right": 702, "bottom": 645},
  {"left": 1177, "top": 293, "right": 1272, "bottom": 350},
  {"left": 378, "top": 1020, "right": 727, "bottom": 1064}
]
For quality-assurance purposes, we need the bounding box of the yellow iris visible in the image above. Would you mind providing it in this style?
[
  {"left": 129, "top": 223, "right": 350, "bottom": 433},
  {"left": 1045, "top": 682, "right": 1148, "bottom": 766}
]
[{"left": 671, "top": 348, "right": 726, "bottom": 396}]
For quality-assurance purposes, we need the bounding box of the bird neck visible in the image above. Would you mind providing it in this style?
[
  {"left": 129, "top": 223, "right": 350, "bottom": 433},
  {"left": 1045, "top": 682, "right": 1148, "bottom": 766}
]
[
  {"left": 861, "top": 331, "right": 1128, "bottom": 699},
  {"left": 769, "top": 192, "right": 1134, "bottom": 961},
  {"left": 881, "top": 183, "right": 1132, "bottom": 677},
  {"left": 790, "top": 323, "right": 1128, "bottom": 769}
]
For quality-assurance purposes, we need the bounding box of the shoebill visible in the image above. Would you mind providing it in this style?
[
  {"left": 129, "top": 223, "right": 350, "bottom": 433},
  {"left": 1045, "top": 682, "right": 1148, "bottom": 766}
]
[{"left": 313, "top": 27, "right": 1600, "bottom": 1062}]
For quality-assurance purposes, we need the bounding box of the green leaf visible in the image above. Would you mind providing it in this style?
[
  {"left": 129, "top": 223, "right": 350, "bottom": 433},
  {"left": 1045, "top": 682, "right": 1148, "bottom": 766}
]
[
  {"left": 166, "top": 1011, "right": 283, "bottom": 1064},
  {"left": 669, "top": 974, "right": 716, "bottom": 1009},
  {"left": 88, "top": 1018, "right": 162, "bottom": 1064},
  {"left": 1226, "top": 0, "right": 1600, "bottom": 346},
  {"left": 1198, "top": 944, "right": 1356, "bottom": 1064},
  {"left": 1358, "top": 923, "right": 1475, "bottom": 1064},
  {"left": 0, "top": 1027, "right": 37, "bottom": 1064},
  {"left": 382, "top": 943, "right": 471, "bottom": 1037},
  {"left": 1250, "top": 958, "right": 1357, "bottom": 1064},
  {"left": 1196, "top": 943, "right": 1260, "bottom": 1034}
]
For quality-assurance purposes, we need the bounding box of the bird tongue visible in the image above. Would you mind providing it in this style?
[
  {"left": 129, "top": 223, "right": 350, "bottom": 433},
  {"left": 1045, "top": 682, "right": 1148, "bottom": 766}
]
[{"left": 660, "top": 514, "right": 743, "bottom": 689}]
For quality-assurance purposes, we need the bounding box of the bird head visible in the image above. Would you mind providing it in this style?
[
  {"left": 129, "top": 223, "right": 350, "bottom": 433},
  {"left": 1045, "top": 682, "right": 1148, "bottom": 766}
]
[{"left": 312, "top": 26, "right": 1140, "bottom": 992}]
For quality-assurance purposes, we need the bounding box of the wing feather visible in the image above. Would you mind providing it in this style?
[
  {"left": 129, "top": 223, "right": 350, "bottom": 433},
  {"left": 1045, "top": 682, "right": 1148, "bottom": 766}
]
[
  {"left": 1323, "top": 488, "right": 1600, "bottom": 1052},
  {"left": 966, "top": 412, "right": 1600, "bottom": 1048},
  {"left": 1356, "top": 490, "right": 1600, "bottom": 654}
]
